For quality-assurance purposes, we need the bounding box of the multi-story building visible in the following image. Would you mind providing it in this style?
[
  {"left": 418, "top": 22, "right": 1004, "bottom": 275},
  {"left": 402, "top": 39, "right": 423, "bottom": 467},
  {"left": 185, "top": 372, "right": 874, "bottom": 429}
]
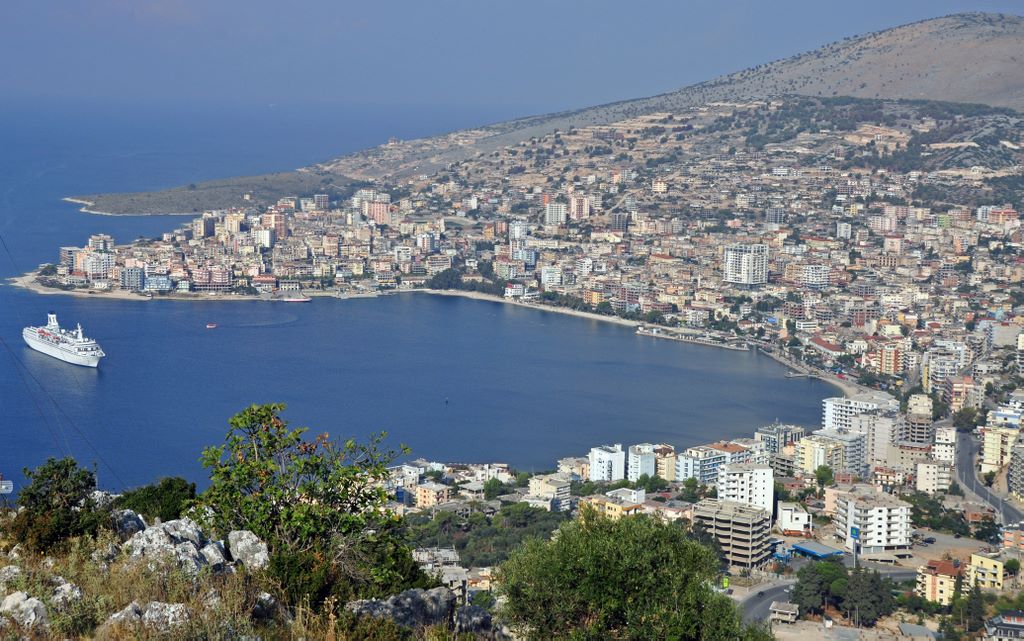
[
  {"left": 415, "top": 482, "right": 451, "bottom": 508},
  {"left": 851, "top": 412, "right": 902, "bottom": 468},
  {"left": 718, "top": 463, "right": 774, "bottom": 513},
  {"left": 822, "top": 393, "right": 899, "bottom": 432},
  {"left": 794, "top": 434, "right": 845, "bottom": 475},
  {"left": 916, "top": 460, "right": 953, "bottom": 494},
  {"left": 544, "top": 202, "right": 568, "bottom": 225},
  {"left": 777, "top": 502, "right": 812, "bottom": 536},
  {"left": 527, "top": 473, "right": 574, "bottom": 512},
  {"left": 1007, "top": 444, "right": 1024, "bottom": 502},
  {"left": 627, "top": 443, "right": 657, "bottom": 482},
  {"left": 968, "top": 553, "right": 1005, "bottom": 590},
  {"left": 581, "top": 489, "right": 644, "bottom": 521},
  {"left": 984, "top": 610, "right": 1024, "bottom": 640},
  {"left": 653, "top": 444, "right": 677, "bottom": 481},
  {"left": 930, "top": 426, "right": 955, "bottom": 465},
  {"left": 754, "top": 423, "right": 805, "bottom": 454},
  {"left": 589, "top": 444, "right": 626, "bottom": 482},
  {"left": 723, "top": 243, "right": 768, "bottom": 285},
  {"left": 811, "top": 429, "right": 868, "bottom": 477},
  {"left": 916, "top": 559, "right": 962, "bottom": 606},
  {"left": 982, "top": 426, "right": 1019, "bottom": 474},
  {"left": 676, "top": 442, "right": 749, "bottom": 484},
  {"left": 833, "top": 490, "right": 912, "bottom": 553},
  {"left": 691, "top": 499, "right": 771, "bottom": 569}
]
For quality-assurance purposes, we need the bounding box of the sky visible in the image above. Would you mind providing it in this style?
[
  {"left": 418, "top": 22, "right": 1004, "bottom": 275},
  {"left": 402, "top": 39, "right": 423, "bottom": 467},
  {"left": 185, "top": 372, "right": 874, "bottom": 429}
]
[{"left": 1, "top": 0, "right": 1022, "bottom": 119}]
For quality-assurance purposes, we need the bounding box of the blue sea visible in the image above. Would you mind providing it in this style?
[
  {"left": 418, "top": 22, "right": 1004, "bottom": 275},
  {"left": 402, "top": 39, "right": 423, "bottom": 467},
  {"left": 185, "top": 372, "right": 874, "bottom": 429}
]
[{"left": 0, "top": 101, "right": 832, "bottom": 492}]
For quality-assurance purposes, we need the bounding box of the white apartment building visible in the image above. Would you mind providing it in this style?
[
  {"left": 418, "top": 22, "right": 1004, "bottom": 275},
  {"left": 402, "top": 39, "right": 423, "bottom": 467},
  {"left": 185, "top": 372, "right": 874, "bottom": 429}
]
[
  {"left": 933, "top": 426, "right": 957, "bottom": 464},
  {"left": 676, "top": 442, "right": 749, "bottom": 484},
  {"left": 813, "top": 429, "right": 868, "bottom": 477},
  {"left": 982, "top": 426, "right": 1019, "bottom": 474},
  {"left": 527, "top": 473, "right": 574, "bottom": 512},
  {"left": 718, "top": 463, "right": 774, "bottom": 512},
  {"left": 851, "top": 412, "right": 902, "bottom": 468},
  {"left": 723, "top": 243, "right": 768, "bottom": 285},
  {"left": 834, "top": 490, "right": 912, "bottom": 553},
  {"left": 588, "top": 444, "right": 626, "bottom": 482},
  {"left": 627, "top": 443, "right": 658, "bottom": 482},
  {"left": 822, "top": 392, "right": 899, "bottom": 432},
  {"left": 777, "top": 502, "right": 812, "bottom": 536},
  {"left": 916, "top": 460, "right": 953, "bottom": 494},
  {"left": 544, "top": 202, "right": 568, "bottom": 225}
]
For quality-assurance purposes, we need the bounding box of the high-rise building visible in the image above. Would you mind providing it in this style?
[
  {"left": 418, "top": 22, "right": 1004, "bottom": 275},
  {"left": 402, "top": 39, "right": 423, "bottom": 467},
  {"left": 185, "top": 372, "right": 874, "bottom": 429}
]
[
  {"left": 754, "top": 423, "right": 805, "bottom": 454},
  {"left": 588, "top": 444, "right": 626, "bottom": 482},
  {"left": 833, "top": 490, "right": 912, "bottom": 553},
  {"left": 933, "top": 426, "right": 957, "bottom": 464},
  {"left": 314, "top": 194, "right": 330, "bottom": 210},
  {"left": 723, "top": 244, "right": 768, "bottom": 285},
  {"left": 627, "top": 444, "right": 657, "bottom": 482},
  {"left": 692, "top": 499, "right": 771, "bottom": 569},
  {"left": 822, "top": 393, "right": 899, "bottom": 432},
  {"left": 544, "top": 202, "right": 567, "bottom": 225},
  {"left": 718, "top": 463, "right": 774, "bottom": 512}
]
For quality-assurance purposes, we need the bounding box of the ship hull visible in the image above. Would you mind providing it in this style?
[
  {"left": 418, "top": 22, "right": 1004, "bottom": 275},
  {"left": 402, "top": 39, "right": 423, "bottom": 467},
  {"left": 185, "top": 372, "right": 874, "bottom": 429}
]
[{"left": 22, "top": 330, "right": 103, "bottom": 367}]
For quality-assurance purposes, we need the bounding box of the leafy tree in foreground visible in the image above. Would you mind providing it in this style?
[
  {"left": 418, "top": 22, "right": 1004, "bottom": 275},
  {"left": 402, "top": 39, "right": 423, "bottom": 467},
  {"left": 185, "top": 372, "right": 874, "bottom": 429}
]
[
  {"left": 8, "top": 457, "right": 106, "bottom": 552},
  {"left": 195, "top": 403, "right": 432, "bottom": 604},
  {"left": 496, "top": 510, "right": 770, "bottom": 640}
]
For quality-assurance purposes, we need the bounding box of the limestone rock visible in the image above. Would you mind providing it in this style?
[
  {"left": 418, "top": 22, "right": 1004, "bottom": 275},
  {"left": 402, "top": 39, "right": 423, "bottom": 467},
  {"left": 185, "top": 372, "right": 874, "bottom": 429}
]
[
  {"left": 0, "top": 591, "right": 49, "bottom": 628},
  {"left": 111, "top": 509, "right": 147, "bottom": 539},
  {"left": 163, "top": 518, "right": 206, "bottom": 548},
  {"left": 346, "top": 587, "right": 456, "bottom": 630},
  {"left": 454, "top": 605, "right": 494, "bottom": 636},
  {"left": 106, "top": 601, "right": 143, "bottom": 626},
  {"left": 251, "top": 591, "right": 283, "bottom": 621},
  {"left": 228, "top": 530, "right": 269, "bottom": 570},
  {"left": 0, "top": 566, "right": 22, "bottom": 593},
  {"left": 50, "top": 577, "right": 83, "bottom": 610},
  {"left": 200, "top": 540, "right": 229, "bottom": 571},
  {"left": 142, "top": 601, "right": 189, "bottom": 630}
]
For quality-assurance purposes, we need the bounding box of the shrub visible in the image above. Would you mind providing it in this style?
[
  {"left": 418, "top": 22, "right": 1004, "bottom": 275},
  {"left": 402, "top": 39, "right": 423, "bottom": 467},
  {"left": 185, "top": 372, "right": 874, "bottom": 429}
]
[
  {"left": 6, "top": 457, "right": 107, "bottom": 553},
  {"left": 115, "top": 476, "right": 196, "bottom": 522}
]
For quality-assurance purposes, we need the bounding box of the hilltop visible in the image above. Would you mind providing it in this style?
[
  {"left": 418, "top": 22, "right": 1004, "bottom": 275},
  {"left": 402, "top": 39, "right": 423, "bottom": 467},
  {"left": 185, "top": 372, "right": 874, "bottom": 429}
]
[{"left": 72, "top": 12, "right": 1024, "bottom": 214}]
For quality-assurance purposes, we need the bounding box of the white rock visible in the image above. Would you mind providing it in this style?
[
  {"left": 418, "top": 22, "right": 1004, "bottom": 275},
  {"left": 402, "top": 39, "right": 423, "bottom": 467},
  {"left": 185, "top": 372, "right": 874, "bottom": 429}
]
[
  {"left": 51, "top": 578, "right": 83, "bottom": 609},
  {"left": 142, "top": 601, "right": 189, "bottom": 630},
  {"left": 0, "top": 591, "right": 49, "bottom": 628},
  {"left": 163, "top": 518, "right": 206, "bottom": 547},
  {"left": 228, "top": 530, "right": 269, "bottom": 570},
  {"left": 0, "top": 566, "right": 22, "bottom": 593}
]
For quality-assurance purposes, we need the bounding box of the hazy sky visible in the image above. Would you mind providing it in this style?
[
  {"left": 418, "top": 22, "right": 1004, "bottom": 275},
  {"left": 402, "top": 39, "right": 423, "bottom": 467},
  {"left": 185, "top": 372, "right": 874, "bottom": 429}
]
[{"left": 2, "top": 1, "right": 1021, "bottom": 116}]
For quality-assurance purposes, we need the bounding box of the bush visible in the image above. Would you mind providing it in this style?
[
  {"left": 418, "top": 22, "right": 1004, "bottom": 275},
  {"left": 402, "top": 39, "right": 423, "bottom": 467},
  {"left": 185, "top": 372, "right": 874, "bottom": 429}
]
[
  {"left": 6, "top": 457, "right": 107, "bottom": 553},
  {"left": 115, "top": 476, "right": 196, "bottom": 522}
]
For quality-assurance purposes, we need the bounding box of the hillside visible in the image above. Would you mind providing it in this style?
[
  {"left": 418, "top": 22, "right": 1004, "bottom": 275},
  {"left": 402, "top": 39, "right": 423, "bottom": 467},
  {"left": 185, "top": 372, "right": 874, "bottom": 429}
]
[{"left": 73, "top": 12, "right": 1024, "bottom": 215}]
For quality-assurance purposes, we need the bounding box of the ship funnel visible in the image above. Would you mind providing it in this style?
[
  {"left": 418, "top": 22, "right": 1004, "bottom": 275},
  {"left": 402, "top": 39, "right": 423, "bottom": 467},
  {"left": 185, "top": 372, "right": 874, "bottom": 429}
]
[{"left": 47, "top": 312, "right": 58, "bottom": 327}]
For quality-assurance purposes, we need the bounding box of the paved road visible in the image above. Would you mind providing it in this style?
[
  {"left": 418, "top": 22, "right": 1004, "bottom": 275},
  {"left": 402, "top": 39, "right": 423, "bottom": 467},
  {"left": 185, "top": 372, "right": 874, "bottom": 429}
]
[
  {"left": 740, "top": 566, "right": 916, "bottom": 624},
  {"left": 956, "top": 431, "right": 1023, "bottom": 525}
]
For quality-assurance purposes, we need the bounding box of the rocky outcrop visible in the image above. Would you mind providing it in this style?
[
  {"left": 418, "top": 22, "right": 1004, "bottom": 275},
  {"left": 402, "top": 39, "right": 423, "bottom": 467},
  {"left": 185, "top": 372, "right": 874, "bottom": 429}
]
[
  {"left": 124, "top": 518, "right": 218, "bottom": 575},
  {"left": 228, "top": 530, "right": 269, "bottom": 570},
  {"left": 454, "top": 605, "right": 495, "bottom": 636},
  {"left": 111, "top": 509, "right": 147, "bottom": 539},
  {"left": 0, "top": 591, "right": 49, "bottom": 629},
  {"left": 50, "top": 576, "right": 82, "bottom": 610},
  {"left": 142, "top": 601, "right": 189, "bottom": 630},
  {"left": 346, "top": 587, "right": 456, "bottom": 629}
]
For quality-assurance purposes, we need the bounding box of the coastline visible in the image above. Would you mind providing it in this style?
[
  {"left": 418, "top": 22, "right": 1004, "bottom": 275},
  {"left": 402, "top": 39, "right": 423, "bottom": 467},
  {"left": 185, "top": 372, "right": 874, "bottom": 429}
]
[
  {"left": 8, "top": 273, "right": 858, "bottom": 398},
  {"left": 61, "top": 197, "right": 194, "bottom": 217}
]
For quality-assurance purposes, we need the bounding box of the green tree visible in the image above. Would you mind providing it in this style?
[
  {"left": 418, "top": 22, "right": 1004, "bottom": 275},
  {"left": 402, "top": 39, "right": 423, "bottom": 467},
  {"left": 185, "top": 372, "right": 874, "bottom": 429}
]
[
  {"left": 483, "top": 477, "right": 505, "bottom": 500},
  {"left": 966, "top": 580, "right": 985, "bottom": 632},
  {"left": 1005, "top": 559, "right": 1021, "bottom": 576},
  {"left": 792, "top": 560, "right": 848, "bottom": 615},
  {"left": 497, "top": 511, "right": 770, "bottom": 640},
  {"left": 8, "top": 457, "right": 106, "bottom": 552},
  {"left": 196, "top": 403, "right": 431, "bottom": 604},
  {"left": 115, "top": 477, "right": 196, "bottom": 522},
  {"left": 984, "top": 471, "right": 997, "bottom": 487},
  {"left": 814, "top": 465, "right": 834, "bottom": 489}
]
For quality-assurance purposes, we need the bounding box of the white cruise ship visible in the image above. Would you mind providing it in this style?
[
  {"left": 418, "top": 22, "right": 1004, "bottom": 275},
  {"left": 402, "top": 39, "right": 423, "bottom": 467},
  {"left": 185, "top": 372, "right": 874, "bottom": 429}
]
[{"left": 23, "top": 313, "right": 105, "bottom": 367}]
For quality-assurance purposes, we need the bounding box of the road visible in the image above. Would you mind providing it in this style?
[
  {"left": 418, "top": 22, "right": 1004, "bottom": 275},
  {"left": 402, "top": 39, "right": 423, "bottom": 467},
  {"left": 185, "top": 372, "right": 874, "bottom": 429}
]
[
  {"left": 740, "top": 566, "right": 916, "bottom": 623},
  {"left": 956, "top": 430, "right": 1023, "bottom": 525}
]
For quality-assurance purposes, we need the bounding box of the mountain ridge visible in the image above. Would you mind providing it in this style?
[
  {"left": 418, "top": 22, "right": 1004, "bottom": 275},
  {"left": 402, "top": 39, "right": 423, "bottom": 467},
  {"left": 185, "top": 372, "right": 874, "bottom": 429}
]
[{"left": 73, "top": 12, "right": 1024, "bottom": 215}]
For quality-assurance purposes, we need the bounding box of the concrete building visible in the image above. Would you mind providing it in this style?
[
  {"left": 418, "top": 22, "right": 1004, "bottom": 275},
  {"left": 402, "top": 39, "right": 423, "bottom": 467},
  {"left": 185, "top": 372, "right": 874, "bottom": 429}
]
[
  {"left": 653, "top": 444, "right": 677, "bottom": 481},
  {"left": 916, "top": 460, "right": 953, "bottom": 494},
  {"left": 544, "top": 202, "right": 567, "bottom": 225},
  {"left": 676, "top": 442, "right": 750, "bottom": 484},
  {"left": 982, "top": 426, "right": 1019, "bottom": 474},
  {"left": 812, "top": 429, "right": 868, "bottom": 477},
  {"left": 627, "top": 443, "right": 658, "bottom": 482},
  {"left": 933, "top": 426, "right": 957, "bottom": 464},
  {"left": 833, "top": 490, "right": 912, "bottom": 553},
  {"left": 851, "top": 412, "right": 902, "bottom": 468},
  {"left": 1008, "top": 444, "right": 1024, "bottom": 502},
  {"left": 969, "top": 553, "right": 1005, "bottom": 590},
  {"left": 916, "top": 559, "right": 963, "bottom": 606},
  {"left": 691, "top": 499, "right": 772, "bottom": 569},
  {"left": 822, "top": 393, "right": 899, "bottom": 432},
  {"left": 723, "top": 243, "right": 769, "bottom": 285},
  {"left": 415, "top": 482, "right": 451, "bottom": 508},
  {"left": 777, "top": 502, "right": 812, "bottom": 537},
  {"left": 985, "top": 610, "right": 1024, "bottom": 640},
  {"left": 754, "top": 423, "right": 805, "bottom": 454},
  {"left": 589, "top": 444, "right": 626, "bottom": 482},
  {"left": 526, "top": 473, "right": 574, "bottom": 512},
  {"left": 794, "top": 434, "right": 845, "bottom": 475},
  {"left": 718, "top": 463, "right": 774, "bottom": 512}
]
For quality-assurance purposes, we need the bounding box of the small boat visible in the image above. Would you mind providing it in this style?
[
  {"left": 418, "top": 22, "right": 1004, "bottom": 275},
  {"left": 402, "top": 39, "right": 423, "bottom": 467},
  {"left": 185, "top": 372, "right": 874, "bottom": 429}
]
[
  {"left": 281, "top": 295, "right": 312, "bottom": 303},
  {"left": 206, "top": 323, "right": 218, "bottom": 329}
]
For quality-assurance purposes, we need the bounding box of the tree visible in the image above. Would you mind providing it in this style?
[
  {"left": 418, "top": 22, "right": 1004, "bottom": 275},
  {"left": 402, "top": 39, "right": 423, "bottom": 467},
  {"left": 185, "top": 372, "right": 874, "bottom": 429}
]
[
  {"left": 1005, "top": 559, "right": 1021, "bottom": 576},
  {"left": 966, "top": 580, "right": 985, "bottom": 632},
  {"left": 115, "top": 477, "right": 196, "bottom": 522},
  {"left": 792, "top": 560, "right": 848, "bottom": 615},
  {"left": 8, "top": 457, "right": 107, "bottom": 552},
  {"left": 983, "top": 471, "right": 997, "bottom": 487},
  {"left": 952, "top": 407, "right": 980, "bottom": 430},
  {"left": 974, "top": 517, "right": 1001, "bottom": 544},
  {"left": 815, "top": 465, "right": 834, "bottom": 489},
  {"left": 483, "top": 477, "right": 505, "bottom": 500},
  {"left": 497, "top": 511, "right": 770, "bottom": 640},
  {"left": 196, "top": 403, "right": 431, "bottom": 603}
]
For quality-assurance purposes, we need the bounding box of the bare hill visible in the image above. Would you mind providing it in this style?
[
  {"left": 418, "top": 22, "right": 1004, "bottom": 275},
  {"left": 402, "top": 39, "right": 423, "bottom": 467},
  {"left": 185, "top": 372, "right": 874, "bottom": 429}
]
[{"left": 76, "top": 12, "right": 1024, "bottom": 214}]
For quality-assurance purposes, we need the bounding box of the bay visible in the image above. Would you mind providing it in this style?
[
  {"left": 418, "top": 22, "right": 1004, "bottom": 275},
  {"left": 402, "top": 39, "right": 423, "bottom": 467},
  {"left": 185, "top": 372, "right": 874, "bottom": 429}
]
[{"left": 0, "top": 103, "right": 832, "bottom": 490}]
